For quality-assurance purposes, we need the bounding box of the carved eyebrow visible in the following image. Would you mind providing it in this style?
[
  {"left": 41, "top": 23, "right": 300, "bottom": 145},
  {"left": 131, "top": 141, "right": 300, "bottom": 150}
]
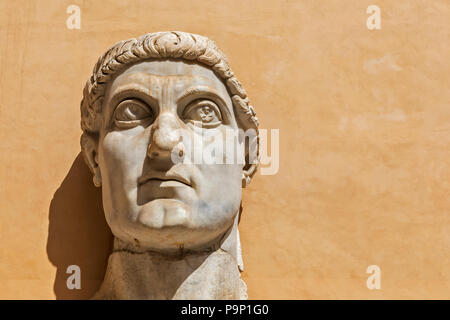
[{"left": 177, "top": 86, "right": 231, "bottom": 117}]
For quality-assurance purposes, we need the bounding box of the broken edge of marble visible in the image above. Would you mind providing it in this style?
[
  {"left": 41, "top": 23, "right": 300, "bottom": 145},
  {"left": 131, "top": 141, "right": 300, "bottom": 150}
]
[{"left": 93, "top": 215, "right": 247, "bottom": 300}]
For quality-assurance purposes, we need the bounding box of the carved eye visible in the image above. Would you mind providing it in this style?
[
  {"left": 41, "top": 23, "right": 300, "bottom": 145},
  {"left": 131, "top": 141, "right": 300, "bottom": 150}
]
[
  {"left": 114, "top": 99, "right": 153, "bottom": 129},
  {"left": 183, "top": 100, "right": 222, "bottom": 128}
]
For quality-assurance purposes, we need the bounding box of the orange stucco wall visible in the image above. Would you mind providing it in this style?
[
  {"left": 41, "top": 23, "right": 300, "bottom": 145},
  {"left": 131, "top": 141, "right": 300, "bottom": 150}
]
[{"left": 0, "top": 0, "right": 449, "bottom": 299}]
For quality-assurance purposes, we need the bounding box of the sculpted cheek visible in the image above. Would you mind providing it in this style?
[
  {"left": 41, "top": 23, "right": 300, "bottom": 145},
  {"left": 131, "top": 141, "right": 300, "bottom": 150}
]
[{"left": 101, "top": 129, "right": 149, "bottom": 171}]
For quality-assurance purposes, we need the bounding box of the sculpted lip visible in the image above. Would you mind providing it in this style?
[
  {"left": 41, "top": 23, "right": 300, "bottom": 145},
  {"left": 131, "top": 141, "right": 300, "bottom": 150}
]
[{"left": 138, "top": 171, "right": 192, "bottom": 187}]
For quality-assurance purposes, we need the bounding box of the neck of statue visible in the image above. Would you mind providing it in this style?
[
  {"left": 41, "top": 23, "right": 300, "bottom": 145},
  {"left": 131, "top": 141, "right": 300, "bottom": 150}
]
[{"left": 93, "top": 216, "right": 247, "bottom": 300}]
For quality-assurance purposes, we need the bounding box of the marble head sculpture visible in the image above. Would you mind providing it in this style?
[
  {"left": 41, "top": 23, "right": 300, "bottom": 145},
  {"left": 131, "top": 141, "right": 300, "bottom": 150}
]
[{"left": 80, "top": 31, "right": 259, "bottom": 299}]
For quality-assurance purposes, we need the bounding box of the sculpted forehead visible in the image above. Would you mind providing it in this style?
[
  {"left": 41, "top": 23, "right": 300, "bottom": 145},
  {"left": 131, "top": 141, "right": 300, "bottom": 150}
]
[{"left": 106, "top": 60, "right": 231, "bottom": 100}]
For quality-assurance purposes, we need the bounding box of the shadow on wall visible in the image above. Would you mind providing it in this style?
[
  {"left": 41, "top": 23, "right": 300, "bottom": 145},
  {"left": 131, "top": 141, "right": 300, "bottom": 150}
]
[{"left": 46, "top": 153, "right": 113, "bottom": 299}]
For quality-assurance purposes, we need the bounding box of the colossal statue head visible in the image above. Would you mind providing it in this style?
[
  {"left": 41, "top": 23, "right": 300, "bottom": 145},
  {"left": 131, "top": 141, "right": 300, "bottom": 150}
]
[{"left": 80, "top": 31, "right": 259, "bottom": 257}]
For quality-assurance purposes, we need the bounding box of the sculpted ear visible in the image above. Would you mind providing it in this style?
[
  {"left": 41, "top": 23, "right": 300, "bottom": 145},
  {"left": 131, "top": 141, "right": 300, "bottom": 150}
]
[
  {"left": 242, "top": 163, "right": 257, "bottom": 188},
  {"left": 240, "top": 128, "right": 259, "bottom": 188},
  {"left": 81, "top": 132, "right": 102, "bottom": 187},
  {"left": 231, "top": 95, "right": 259, "bottom": 188}
]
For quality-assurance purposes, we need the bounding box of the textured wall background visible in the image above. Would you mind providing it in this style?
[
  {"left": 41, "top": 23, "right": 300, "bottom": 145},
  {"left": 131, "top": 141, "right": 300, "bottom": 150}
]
[{"left": 0, "top": 0, "right": 449, "bottom": 299}]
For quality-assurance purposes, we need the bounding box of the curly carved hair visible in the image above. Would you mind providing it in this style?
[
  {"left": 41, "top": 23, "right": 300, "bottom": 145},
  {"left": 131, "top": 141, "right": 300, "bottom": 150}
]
[{"left": 80, "top": 31, "right": 259, "bottom": 183}]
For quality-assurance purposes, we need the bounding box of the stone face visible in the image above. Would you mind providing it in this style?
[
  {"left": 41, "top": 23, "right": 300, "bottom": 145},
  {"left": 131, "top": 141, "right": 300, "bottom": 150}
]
[{"left": 80, "top": 32, "right": 259, "bottom": 299}]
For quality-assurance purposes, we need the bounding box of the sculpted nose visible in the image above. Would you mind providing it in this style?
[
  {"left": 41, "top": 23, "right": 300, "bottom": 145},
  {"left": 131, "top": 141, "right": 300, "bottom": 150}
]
[{"left": 147, "top": 113, "right": 185, "bottom": 165}]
